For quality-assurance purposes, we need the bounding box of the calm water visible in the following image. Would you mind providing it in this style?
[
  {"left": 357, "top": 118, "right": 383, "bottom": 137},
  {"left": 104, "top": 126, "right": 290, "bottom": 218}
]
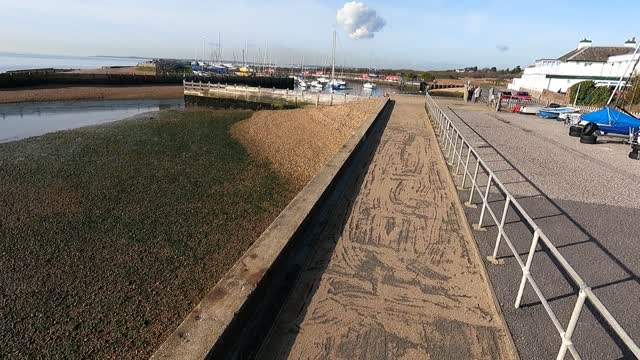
[
  {"left": 0, "top": 99, "right": 183, "bottom": 143},
  {"left": 297, "top": 81, "right": 400, "bottom": 97},
  {"left": 0, "top": 53, "right": 148, "bottom": 73}
]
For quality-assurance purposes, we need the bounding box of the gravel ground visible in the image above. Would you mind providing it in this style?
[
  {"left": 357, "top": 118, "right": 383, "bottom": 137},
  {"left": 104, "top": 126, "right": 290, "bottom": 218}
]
[
  {"left": 0, "top": 109, "right": 294, "bottom": 359},
  {"left": 432, "top": 98, "right": 640, "bottom": 359},
  {"left": 0, "top": 85, "right": 183, "bottom": 104},
  {"left": 231, "top": 99, "right": 385, "bottom": 190}
]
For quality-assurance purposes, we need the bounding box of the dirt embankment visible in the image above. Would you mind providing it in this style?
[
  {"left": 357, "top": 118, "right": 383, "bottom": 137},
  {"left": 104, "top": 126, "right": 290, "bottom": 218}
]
[
  {"left": 0, "top": 85, "right": 183, "bottom": 104},
  {"left": 231, "top": 99, "right": 385, "bottom": 189}
]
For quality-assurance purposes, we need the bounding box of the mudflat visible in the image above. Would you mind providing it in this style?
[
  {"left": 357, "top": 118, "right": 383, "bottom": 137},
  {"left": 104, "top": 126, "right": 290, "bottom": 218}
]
[
  {"left": 0, "top": 85, "right": 183, "bottom": 104},
  {"left": 0, "top": 109, "right": 293, "bottom": 358},
  {"left": 258, "top": 95, "right": 515, "bottom": 359}
]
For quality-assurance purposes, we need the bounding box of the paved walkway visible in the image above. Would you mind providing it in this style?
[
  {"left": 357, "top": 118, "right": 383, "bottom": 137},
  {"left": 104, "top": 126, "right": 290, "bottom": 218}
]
[
  {"left": 437, "top": 98, "right": 640, "bottom": 359},
  {"left": 258, "top": 95, "right": 514, "bottom": 359}
]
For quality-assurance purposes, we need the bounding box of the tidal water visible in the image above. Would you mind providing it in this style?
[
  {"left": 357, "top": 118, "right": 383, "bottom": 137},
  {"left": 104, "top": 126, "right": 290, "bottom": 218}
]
[
  {"left": 0, "top": 99, "right": 183, "bottom": 143},
  {"left": 0, "top": 53, "right": 148, "bottom": 73}
]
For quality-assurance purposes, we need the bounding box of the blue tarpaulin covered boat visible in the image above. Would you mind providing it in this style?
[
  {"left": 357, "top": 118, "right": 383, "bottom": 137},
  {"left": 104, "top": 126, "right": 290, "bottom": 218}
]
[{"left": 580, "top": 107, "right": 640, "bottom": 135}]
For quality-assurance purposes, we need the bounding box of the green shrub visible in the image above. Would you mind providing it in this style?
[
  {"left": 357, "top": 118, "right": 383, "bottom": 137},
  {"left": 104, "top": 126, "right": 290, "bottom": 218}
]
[{"left": 567, "top": 80, "right": 611, "bottom": 106}]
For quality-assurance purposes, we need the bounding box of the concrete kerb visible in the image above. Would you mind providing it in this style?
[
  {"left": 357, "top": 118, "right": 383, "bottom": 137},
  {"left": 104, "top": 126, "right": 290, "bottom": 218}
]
[
  {"left": 423, "top": 102, "right": 521, "bottom": 360},
  {"left": 151, "top": 98, "right": 390, "bottom": 360}
]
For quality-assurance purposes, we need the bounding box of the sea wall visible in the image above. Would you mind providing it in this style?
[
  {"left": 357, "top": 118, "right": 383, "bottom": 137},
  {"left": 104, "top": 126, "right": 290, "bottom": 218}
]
[
  {"left": 0, "top": 73, "right": 294, "bottom": 90},
  {"left": 151, "top": 98, "right": 391, "bottom": 360},
  {"left": 184, "top": 95, "right": 299, "bottom": 110}
]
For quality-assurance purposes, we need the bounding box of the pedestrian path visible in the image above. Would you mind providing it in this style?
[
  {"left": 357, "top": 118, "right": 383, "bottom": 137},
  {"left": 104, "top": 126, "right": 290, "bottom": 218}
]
[{"left": 258, "top": 95, "right": 515, "bottom": 359}]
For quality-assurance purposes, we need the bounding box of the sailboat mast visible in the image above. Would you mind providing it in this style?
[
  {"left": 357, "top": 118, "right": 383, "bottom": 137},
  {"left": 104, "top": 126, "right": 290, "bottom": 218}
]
[
  {"left": 607, "top": 42, "right": 640, "bottom": 106},
  {"left": 331, "top": 30, "right": 336, "bottom": 82},
  {"left": 218, "top": 32, "right": 222, "bottom": 63}
]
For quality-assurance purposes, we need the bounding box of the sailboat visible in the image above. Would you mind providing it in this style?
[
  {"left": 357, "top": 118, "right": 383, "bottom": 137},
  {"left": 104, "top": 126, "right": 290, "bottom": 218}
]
[
  {"left": 363, "top": 82, "right": 377, "bottom": 89},
  {"left": 578, "top": 42, "right": 640, "bottom": 138},
  {"left": 329, "top": 30, "right": 348, "bottom": 91},
  {"left": 298, "top": 56, "right": 308, "bottom": 88}
]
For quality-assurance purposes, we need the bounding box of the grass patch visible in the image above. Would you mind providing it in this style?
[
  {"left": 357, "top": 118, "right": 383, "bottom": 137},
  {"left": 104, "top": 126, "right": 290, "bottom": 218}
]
[
  {"left": 0, "top": 109, "right": 294, "bottom": 358},
  {"left": 135, "top": 65, "right": 157, "bottom": 73}
]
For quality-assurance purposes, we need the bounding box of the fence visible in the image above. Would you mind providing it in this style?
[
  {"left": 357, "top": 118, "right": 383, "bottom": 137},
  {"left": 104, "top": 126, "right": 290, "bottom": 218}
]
[
  {"left": 424, "top": 93, "right": 639, "bottom": 360},
  {"left": 183, "top": 80, "right": 368, "bottom": 106},
  {"left": 573, "top": 104, "right": 640, "bottom": 117}
]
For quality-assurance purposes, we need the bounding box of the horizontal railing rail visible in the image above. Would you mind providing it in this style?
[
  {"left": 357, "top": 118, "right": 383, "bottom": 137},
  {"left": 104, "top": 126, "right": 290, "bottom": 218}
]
[
  {"left": 425, "top": 93, "right": 639, "bottom": 360},
  {"left": 183, "top": 80, "right": 368, "bottom": 106}
]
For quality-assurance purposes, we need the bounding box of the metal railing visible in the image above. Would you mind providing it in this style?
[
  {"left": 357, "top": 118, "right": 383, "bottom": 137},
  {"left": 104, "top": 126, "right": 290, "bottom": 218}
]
[
  {"left": 425, "top": 93, "right": 640, "bottom": 360},
  {"left": 183, "top": 80, "right": 367, "bottom": 106}
]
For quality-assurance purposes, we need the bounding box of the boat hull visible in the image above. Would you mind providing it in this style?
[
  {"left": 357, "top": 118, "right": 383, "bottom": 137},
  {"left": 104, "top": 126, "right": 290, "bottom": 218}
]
[{"left": 538, "top": 111, "right": 559, "bottom": 119}]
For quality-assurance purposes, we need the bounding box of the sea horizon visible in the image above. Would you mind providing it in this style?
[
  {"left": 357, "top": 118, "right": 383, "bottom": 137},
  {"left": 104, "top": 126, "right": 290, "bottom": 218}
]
[{"left": 0, "top": 52, "right": 151, "bottom": 73}]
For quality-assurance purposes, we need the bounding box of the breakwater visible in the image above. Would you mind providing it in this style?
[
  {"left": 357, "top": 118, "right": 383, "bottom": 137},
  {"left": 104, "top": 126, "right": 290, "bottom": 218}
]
[{"left": 0, "top": 72, "right": 294, "bottom": 89}]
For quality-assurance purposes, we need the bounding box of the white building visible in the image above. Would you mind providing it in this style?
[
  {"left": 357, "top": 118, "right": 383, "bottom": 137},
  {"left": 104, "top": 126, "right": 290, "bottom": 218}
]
[{"left": 509, "top": 38, "right": 639, "bottom": 93}]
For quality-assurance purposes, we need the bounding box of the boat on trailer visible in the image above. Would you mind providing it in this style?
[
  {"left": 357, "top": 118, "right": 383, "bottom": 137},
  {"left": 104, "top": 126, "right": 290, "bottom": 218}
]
[
  {"left": 538, "top": 107, "right": 579, "bottom": 119},
  {"left": 578, "top": 42, "right": 640, "bottom": 140}
]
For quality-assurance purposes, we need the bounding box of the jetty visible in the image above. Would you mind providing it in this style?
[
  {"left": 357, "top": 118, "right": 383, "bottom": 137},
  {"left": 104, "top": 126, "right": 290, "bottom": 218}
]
[{"left": 183, "top": 80, "right": 369, "bottom": 107}]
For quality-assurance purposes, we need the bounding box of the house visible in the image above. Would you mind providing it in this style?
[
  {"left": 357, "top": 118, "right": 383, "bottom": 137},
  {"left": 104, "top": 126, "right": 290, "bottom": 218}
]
[
  {"left": 384, "top": 75, "right": 401, "bottom": 82},
  {"left": 509, "top": 38, "right": 639, "bottom": 93}
]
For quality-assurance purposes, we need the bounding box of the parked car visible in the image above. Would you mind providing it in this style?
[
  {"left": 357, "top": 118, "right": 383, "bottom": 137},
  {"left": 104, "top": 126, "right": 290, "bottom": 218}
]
[
  {"left": 500, "top": 91, "right": 513, "bottom": 100},
  {"left": 512, "top": 91, "right": 532, "bottom": 101}
]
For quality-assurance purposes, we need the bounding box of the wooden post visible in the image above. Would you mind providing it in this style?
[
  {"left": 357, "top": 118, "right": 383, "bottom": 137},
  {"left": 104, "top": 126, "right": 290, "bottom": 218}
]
[
  {"left": 344, "top": 94, "right": 347, "bottom": 103},
  {"left": 330, "top": 94, "right": 333, "bottom": 106},
  {"left": 316, "top": 94, "right": 319, "bottom": 107}
]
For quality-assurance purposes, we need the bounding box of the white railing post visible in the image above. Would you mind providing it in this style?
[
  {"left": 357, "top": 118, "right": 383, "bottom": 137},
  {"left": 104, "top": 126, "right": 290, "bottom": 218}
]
[
  {"left": 443, "top": 123, "right": 451, "bottom": 149},
  {"left": 447, "top": 128, "right": 457, "bottom": 160},
  {"left": 473, "top": 173, "right": 492, "bottom": 230},
  {"left": 455, "top": 140, "right": 465, "bottom": 175},
  {"left": 489, "top": 197, "right": 511, "bottom": 262},
  {"left": 448, "top": 132, "right": 458, "bottom": 164},
  {"left": 465, "top": 160, "right": 480, "bottom": 208},
  {"left": 515, "top": 229, "right": 541, "bottom": 308},
  {"left": 460, "top": 147, "right": 472, "bottom": 190},
  {"left": 557, "top": 289, "right": 588, "bottom": 360}
]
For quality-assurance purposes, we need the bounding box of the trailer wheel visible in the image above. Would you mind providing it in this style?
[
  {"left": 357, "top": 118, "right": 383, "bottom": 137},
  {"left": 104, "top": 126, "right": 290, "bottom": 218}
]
[
  {"left": 569, "top": 126, "right": 583, "bottom": 137},
  {"left": 632, "top": 144, "right": 640, "bottom": 151},
  {"left": 582, "top": 122, "right": 598, "bottom": 136},
  {"left": 580, "top": 134, "right": 598, "bottom": 144},
  {"left": 629, "top": 151, "right": 640, "bottom": 160}
]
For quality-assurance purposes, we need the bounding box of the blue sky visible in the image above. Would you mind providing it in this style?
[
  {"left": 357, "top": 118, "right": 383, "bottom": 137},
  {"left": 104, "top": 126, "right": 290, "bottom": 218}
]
[{"left": 1, "top": 0, "right": 638, "bottom": 70}]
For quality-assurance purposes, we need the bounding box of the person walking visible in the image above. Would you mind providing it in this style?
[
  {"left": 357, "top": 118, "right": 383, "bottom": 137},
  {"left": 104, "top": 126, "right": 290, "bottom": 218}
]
[
  {"left": 467, "top": 86, "right": 474, "bottom": 103},
  {"left": 473, "top": 86, "right": 482, "bottom": 103}
]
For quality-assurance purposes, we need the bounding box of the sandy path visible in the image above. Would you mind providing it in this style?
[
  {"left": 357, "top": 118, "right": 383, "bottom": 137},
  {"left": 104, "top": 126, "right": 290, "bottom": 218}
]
[
  {"left": 258, "top": 95, "right": 515, "bottom": 359},
  {"left": 0, "top": 85, "right": 183, "bottom": 104}
]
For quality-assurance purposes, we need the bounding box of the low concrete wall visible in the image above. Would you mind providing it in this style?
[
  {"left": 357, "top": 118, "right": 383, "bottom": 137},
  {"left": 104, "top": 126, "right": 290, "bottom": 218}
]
[
  {"left": 184, "top": 95, "right": 299, "bottom": 110},
  {"left": 151, "top": 98, "right": 390, "bottom": 360}
]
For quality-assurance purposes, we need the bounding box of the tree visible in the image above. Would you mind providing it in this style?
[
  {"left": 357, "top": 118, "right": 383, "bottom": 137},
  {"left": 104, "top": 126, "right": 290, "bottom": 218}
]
[
  {"left": 420, "top": 72, "right": 434, "bottom": 82},
  {"left": 568, "top": 81, "right": 612, "bottom": 106},
  {"left": 511, "top": 66, "right": 522, "bottom": 74},
  {"left": 490, "top": 67, "right": 497, "bottom": 72},
  {"left": 624, "top": 76, "right": 640, "bottom": 105}
]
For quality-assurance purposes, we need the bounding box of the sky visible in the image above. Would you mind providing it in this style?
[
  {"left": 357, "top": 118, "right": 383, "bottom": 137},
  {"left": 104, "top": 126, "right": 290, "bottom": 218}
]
[{"left": 1, "top": 0, "right": 639, "bottom": 70}]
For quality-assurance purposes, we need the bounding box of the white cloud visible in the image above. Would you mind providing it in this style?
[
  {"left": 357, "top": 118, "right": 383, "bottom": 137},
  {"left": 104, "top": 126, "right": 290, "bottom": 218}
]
[{"left": 336, "top": 1, "right": 386, "bottom": 40}]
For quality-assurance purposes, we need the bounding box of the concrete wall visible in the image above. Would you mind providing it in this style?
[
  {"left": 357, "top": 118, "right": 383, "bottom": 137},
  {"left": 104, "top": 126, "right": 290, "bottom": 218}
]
[{"left": 151, "top": 98, "right": 391, "bottom": 360}]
